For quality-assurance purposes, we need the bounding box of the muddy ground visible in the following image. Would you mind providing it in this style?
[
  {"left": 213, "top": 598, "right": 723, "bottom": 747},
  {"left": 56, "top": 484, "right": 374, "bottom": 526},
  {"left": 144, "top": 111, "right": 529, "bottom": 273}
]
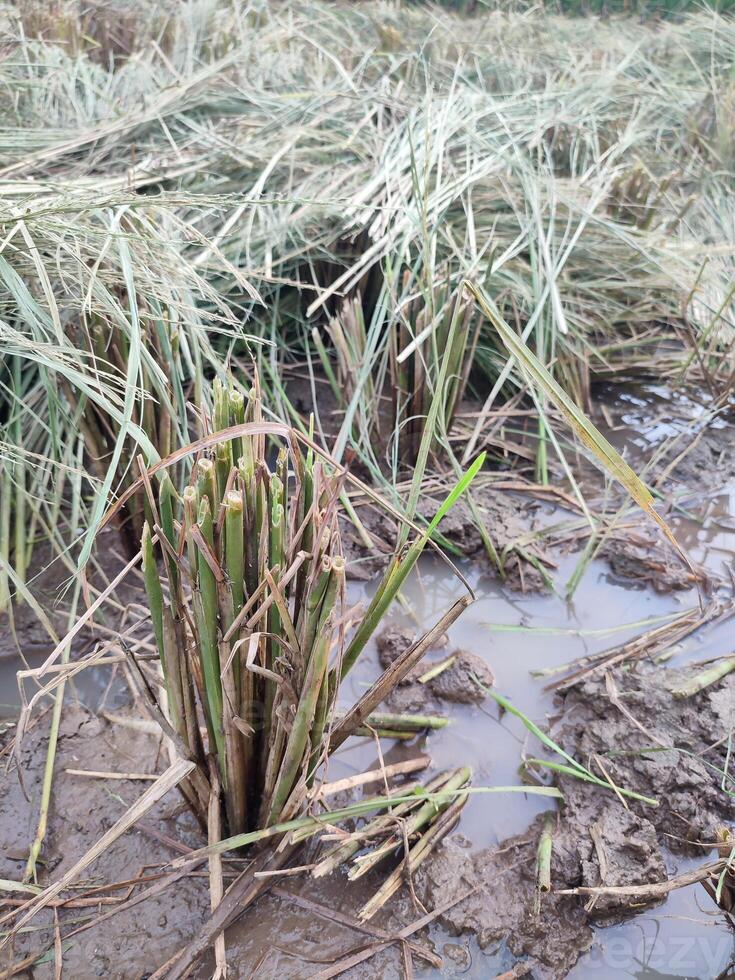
[
  {"left": 3, "top": 657, "right": 734, "bottom": 978},
  {"left": 2, "top": 383, "right": 735, "bottom": 978},
  {"left": 419, "top": 663, "right": 735, "bottom": 978},
  {"left": 3, "top": 702, "right": 460, "bottom": 979}
]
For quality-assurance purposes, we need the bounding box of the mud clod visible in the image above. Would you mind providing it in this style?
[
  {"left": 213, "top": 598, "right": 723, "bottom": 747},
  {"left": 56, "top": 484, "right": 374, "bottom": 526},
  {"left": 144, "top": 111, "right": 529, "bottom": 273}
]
[
  {"left": 376, "top": 624, "right": 418, "bottom": 669},
  {"left": 602, "top": 534, "right": 697, "bottom": 593},
  {"left": 339, "top": 488, "right": 555, "bottom": 592},
  {"left": 416, "top": 491, "right": 554, "bottom": 593},
  {"left": 415, "top": 661, "right": 735, "bottom": 978},
  {"left": 558, "top": 664, "right": 735, "bottom": 850},
  {"left": 577, "top": 806, "right": 667, "bottom": 920},
  {"left": 375, "top": 625, "right": 494, "bottom": 706},
  {"left": 417, "top": 830, "right": 593, "bottom": 978},
  {"left": 428, "top": 649, "right": 495, "bottom": 704},
  {"left": 375, "top": 624, "right": 425, "bottom": 686}
]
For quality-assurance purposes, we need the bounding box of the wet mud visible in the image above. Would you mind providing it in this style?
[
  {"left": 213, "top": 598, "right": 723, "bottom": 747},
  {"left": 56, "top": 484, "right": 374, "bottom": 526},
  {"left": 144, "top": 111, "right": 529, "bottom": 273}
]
[
  {"left": 558, "top": 664, "right": 735, "bottom": 853},
  {"left": 416, "top": 663, "right": 735, "bottom": 978},
  {"left": 601, "top": 531, "right": 700, "bottom": 593},
  {"left": 2, "top": 382, "right": 735, "bottom": 978},
  {"left": 0, "top": 706, "right": 450, "bottom": 979},
  {"left": 0, "top": 706, "right": 211, "bottom": 978},
  {"left": 376, "top": 623, "right": 495, "bottom": 710},
  {"left": 342, "top": 486, "right": 556, "bottom": 593}
]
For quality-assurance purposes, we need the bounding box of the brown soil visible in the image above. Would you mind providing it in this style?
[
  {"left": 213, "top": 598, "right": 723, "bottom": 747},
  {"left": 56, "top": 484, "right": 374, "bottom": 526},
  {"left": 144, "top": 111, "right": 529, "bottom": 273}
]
[
  {"left": 601, "top": 532, "right": 699, "bottom": 593},
  {"left": 0, "top": 705, "right": 420, "bottom": 979},
  {"left": 342, "top": 486, "right": 556, "bottom": 593},
  {"left": 375, "top": 623, "right": 495, "bottom": 709},
  {"left": 556, "top": 663, "right": 735, "bottom": 851},
  {"left": 0, "top": 705, "right": 211, "bottom": 978},
  {"left": 414, "top": 661, "right": 735, "bottom": 978},
  {"left": 2, "top": 612, "right": 734, "bottom": 978}
]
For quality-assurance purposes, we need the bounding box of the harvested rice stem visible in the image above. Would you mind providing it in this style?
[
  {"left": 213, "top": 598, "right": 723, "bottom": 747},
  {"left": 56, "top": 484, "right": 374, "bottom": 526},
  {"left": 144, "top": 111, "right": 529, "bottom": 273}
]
[
  {"left": 265, "top": 627, "right": 332, "bottom": 826},
  {"left": 358, "top": 791, "right": 469, "bottom": 921},
  {"left": 196, "top": 458, "right": 218, "bottom": 515},
  {"left": 224, "top": 489, "right": 245, "bottom": 690},
  {"left": 229, "top": 388, "right": 245, "bottom": 467},
  {"left": 349, "top": 766, "right": 471, "bottom": 880},
  {"left": 158, "top": 474, "right": 180, "bottom": 601},
  {"left": 192, "top": 497, "right": 225, "bottom": 765}
]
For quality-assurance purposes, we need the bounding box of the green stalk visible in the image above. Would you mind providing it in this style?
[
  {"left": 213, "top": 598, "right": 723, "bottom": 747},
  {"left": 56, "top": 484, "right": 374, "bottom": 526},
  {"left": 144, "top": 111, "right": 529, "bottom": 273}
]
[
  {"left": 183, "top": 486, "right": 199, "bottom": 581},
  {"left": 267, "top": 560, "right": 343, "bottom": 824},
  {"left": 213, "top": 377, "right": 230, "bottom": 433},
  {"left": 537, "top": 814, "right": 554, "bottom": 897},
  {"left": 142, "top": 522, "right": 166, "bottom": 664},
  {"left": 239, "top": 463, "right": 258, "bottom": 600},
  {"left": 196, "top": 458, "right": 218, "bottom": 512},
  {"left": 217, "top": 565, "right": 247, "bottom": 836},
  {"left": 308, "top": 556, "right": 346, "bottom": 780},
  {"left": 268, "top": 478, "right": 285, "bottom": 652},
  {"left": 230, "top": 388, "right": 245, "bottom": 467},
  {"left": 193, "top": 497, "right": 225, "bottom": 764},
  {"left": 300, "top": 556, "right": 333, "bottom": 662},
  {"left": 265, "top": 629, "right": 331, "bottom": 826},
  {"left": 356, "top": 711, "right": 448, "bottom": 731},
  {"left": 349, "top": 767, "right": 471, "bottom": 880},
  {"left": 672, "top": 658, "right": 735, "bottom": 699},
  {"left": 224, "top": 490, "right": 245, "bottom": 685},
  {"left": 158, "top": 474, "right": 180, "bottom": 600},
  {"left": 308, "top": 675, "right": 329, "bottom": 781},
  {"left": 215, "top": 444, "right": 232, "bottom": 504},
  {"left": 293, "top": 445, "right": 314, "bottom": 621},
  {"left": 351, "top": 727, "right": 414, "bottom": 740},
  {"left": 263, "top": 484, "right": 284, "bottom": 751},
  {"left": 160, "top": 605, "right": 185, "bottom": 740},
  {"left": 340, "top": 452, "right": 485, "bottom": 678}
]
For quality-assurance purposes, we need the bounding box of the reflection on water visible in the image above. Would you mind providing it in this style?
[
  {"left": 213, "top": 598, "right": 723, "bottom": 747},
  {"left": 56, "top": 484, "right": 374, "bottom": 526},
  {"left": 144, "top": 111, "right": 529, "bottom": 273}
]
[
  {"left": 334, "top": 546, "right": 735, "bottom": 977},
  {"left": 337, "top": 550, "right": 706, "bottom": 849}
]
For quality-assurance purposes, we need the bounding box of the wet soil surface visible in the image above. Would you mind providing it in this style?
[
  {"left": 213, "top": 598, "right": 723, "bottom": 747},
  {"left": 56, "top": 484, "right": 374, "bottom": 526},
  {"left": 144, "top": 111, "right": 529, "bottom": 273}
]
[
  {"left": 0, "top": 705, "right": 462, "bottom": 978},
  {"left": 340, "top": 485, "right": 555, "bottom": 593},
  {"left": 0, "top": 706, "right": 211, "bottom": 978},
  {"left": 342, "top": 386, "right": 733, "bottom": 598},
  {"left": 2, "top": 383, "right": 735, "bottom": 978},
  {"left": 376, "top": 624, "right": 495, "bottom": 709},
  {"left": 418, "top": 663, "right": 735, "bottom": 978},
  {"left": 4, "top": 661, "right": 733, "bottom": 979},
  {"left": 0, "top": 529, "right": 137, "bottom": 715}
]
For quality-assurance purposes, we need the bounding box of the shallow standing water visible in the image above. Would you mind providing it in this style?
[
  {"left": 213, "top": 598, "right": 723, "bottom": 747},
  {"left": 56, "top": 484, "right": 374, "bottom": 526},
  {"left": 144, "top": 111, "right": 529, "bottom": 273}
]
[{"left": 331, "top": 561, "right": 735, "bottom": 977}]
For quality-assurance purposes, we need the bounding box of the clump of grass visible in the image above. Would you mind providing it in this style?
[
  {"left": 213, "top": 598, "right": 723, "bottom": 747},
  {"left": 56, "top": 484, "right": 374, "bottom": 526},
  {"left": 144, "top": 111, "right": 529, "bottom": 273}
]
[
  {"left": 140, "top": 375, "right": 484, "bottom": 836},
  {"left": 319, "top": 278, "right": 480, "bottom": 467},
  {"left": 141, "top": 375, "right": 343, "bottom": 834},
  {"left": 0, "top": 185, "right": 260, "bottom": 613}
]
